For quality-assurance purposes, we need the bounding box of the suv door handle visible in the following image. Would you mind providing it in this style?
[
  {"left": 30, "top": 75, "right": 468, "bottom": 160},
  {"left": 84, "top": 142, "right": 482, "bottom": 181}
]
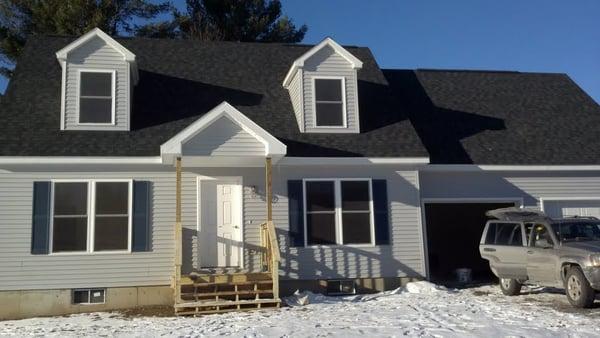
[
  {"left": 483, "top": 248, "right": 496, "bottom": 252},
  {"left": 527, "top": 250, "right": 534, "bottom": 254}
]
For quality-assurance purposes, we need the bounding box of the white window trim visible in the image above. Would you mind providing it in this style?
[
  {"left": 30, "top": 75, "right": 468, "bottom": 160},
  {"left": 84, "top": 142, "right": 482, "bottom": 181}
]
[
  {"left": 302, "top": 178, "right": 375, "bottom": 248},
  {"left": 76, "top": 69, "right": 117, "bottom": 126},
  {"left": 311, "top": 76, "right": 347, "bottom": 129},
  {"left": 49, "top": 179, "right": 133, "bottom": 255}
]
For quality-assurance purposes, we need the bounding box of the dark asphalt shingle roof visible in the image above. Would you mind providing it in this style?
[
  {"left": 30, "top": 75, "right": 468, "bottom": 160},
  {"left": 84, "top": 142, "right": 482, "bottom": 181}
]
[
  {"left": 2, "top": 36, "right": 599, "bottom": 164},
  {"left": 0, "top": 36, "right": 427, "bottom": 158},
  {"left": 383, "top": 69, "right": 600, "bottom": 165}
]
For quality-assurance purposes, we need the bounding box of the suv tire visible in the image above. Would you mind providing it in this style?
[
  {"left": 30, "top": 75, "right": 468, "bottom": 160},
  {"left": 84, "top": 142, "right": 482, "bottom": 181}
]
[
  {"left": 499, "top": 278, "right": 522, "bottom": 296},
  {"left": 565, "top": 266, "right": 595, "bottom": 308}
]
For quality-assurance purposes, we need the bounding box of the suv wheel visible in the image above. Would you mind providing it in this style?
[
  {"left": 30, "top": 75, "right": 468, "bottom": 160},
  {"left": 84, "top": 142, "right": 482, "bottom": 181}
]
[
  {"left": 565, "top": 267, "right": 595, "bottom": 308},
  {"left": 499, "top": 278, "right": 522, "bottom": 296}
]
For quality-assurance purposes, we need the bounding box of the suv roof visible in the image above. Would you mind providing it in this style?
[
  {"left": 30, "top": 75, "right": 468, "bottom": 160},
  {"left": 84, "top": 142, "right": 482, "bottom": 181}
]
[
  {"left": 487, "top": 207, "right": 599, "bottom": 223},
  {"left": 486, "top": 207, "right": 550, "bottom": 222}
]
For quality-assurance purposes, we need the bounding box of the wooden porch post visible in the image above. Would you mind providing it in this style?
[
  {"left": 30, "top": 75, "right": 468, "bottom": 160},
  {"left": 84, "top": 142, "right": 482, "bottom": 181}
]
[
  {"left": 264, "top": 157, "right": 279, "bottom": 300},
  {"left": 174, "top": 156, "right": 182, "bottom": 304},
  {"left": 265, "top": 157, "right": 273, "bottom": 222}
]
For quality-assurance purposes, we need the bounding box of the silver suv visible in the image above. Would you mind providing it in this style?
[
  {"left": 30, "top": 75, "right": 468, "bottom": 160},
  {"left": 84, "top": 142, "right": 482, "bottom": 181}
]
[{"left": 479, "top": 207, "right": 600, "bottom": 308}]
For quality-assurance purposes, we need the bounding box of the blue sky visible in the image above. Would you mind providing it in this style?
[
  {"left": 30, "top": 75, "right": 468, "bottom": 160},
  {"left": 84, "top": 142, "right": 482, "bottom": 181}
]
[{"left": 2, "top": 1, "right": 599, "bottom": 103}]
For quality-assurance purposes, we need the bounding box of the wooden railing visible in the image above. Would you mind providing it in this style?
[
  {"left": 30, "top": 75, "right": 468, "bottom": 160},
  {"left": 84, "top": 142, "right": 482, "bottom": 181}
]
[{"left": 260, "top": 220, "right": 280, "bottom": 299}]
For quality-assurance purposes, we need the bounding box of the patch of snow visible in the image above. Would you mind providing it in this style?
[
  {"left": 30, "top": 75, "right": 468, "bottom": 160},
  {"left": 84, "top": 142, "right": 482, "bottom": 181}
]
[
  {"left": 284, "top": 290, "right": 332, "bottom": 306},
  {"left": 404, "top": 280, "right": 449, "bottom": 294},
  {"left": 2, "top": 283, "right": 600, "bottom": 337}
]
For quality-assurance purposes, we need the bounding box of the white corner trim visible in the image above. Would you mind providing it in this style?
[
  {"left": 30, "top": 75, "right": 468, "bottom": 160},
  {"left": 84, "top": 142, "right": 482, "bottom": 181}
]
[
  {"left": 160, "top": 101, "right": 287, "bottom": 159},
  {"left": 56, "top": 27, "right": 135, "bottom": 62},
  {"left": 0, "top": 157, "right": 162, "bottom": 165},
  {"left": 283, "top": 37, "right": 363, "bottom": 88},
  {"left": 59, "top": 60, "right": 67, "bottom": 130},
  {"left": 424, "top": 164, "right": 600, "bottom": 172},
  {"left": 278, "top": 157, "right": 430, "bottom": 166}
]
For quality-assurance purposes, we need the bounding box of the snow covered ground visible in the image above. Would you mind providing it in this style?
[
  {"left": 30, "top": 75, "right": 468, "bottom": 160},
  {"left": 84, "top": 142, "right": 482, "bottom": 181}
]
[{"left": 2, "top": 282, "right": 600, "bottom": 337}]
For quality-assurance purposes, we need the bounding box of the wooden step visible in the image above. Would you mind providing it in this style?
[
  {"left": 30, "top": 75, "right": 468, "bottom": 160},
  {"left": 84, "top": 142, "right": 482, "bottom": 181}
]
[
  {"left": 175, "top": 298, "right": 280, "bottom": 309},
  {"left": 175, "top": 306, "right": 278, "bottom": 316},
  {"left": 181, "top": 289, "right": 273, "bottom": 298},
  {"left": 190, "top": 280, "right": 273, "bottom": 288},
  {"left": 180, "top": 272, "right": 272, "bottom": 285}
]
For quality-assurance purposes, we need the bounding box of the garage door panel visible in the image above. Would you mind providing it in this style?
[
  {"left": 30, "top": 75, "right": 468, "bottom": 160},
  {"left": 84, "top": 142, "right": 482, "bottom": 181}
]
[{"left": 543, "top": 200, "right": 600, "bottom": 218}]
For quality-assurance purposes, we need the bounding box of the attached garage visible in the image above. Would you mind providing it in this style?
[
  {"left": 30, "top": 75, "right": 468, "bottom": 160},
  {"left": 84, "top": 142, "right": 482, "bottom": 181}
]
[
  {"left": 542, "top": 199, "right": 600, "bottom": 219},
  {"left": 423, "top": 201, "right": 518, "bottom": 283}
]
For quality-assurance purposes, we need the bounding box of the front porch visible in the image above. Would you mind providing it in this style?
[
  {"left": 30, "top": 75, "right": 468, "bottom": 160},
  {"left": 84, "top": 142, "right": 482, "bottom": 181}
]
[{"left": 161, "top": 102, "right": 286, "bottom": 316}]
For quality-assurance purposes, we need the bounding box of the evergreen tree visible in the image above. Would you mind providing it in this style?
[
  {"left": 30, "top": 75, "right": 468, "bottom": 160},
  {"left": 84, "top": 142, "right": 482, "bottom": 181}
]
[
  {"left": 137, "top": 0, "right": 307, "bottom": 43},
  {"left": 0, "top": 0, "right": 169, "bottom": 78}
]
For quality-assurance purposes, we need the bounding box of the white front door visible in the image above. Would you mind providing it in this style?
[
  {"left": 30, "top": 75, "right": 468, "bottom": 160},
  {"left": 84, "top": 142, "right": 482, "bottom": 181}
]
[{"left": 198, "top": 178, "right": 242, "bottom": 268}]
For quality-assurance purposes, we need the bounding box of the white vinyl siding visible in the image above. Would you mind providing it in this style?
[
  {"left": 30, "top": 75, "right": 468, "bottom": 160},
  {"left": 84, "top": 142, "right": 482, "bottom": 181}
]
[
  {"left": 181, "top": 116, "right": 265, "bottom": 157},
  {"left": 420, "top": 171, "right": 600, "bottom": 210},
  {"left": 64, "top": 36, "right": 129, "bottom": 131},
  {"left": 303, "top": 45, "right": 359, "bottom": 133},
  {"left": 542, "top": 199, "right": 600, "bottom": 219},
  {"left": 0, "top": 171, "right": 178, "bottom": 291},
  {"left": 0, "top": 165, "right": 424, "bottom": 291},
  {"left": 286, "top": 69, "right": 304, "bottom": 132},
  {"left": 274, "top": 167, "right": 424, "bottom": 280}
]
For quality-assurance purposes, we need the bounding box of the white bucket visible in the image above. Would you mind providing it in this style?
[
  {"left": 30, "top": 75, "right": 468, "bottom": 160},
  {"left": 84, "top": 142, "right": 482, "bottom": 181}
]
[{"left": 455, "top": 268, "right": 472, "bottom": 284}]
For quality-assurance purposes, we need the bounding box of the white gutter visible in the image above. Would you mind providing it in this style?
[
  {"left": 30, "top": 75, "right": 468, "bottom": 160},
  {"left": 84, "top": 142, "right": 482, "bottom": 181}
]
[
  {"left": 0, "top": 157, "right": 163, "bottom": 165},
  {"left": 278, "top": 157, "right": 430, "bottom": 166},
  {"left": 424, "top": 164, "right": 600, "bottom": 172}
]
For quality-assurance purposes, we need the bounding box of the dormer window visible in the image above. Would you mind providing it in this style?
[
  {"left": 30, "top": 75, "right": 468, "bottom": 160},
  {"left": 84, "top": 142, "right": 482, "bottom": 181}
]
[
  {"left": 283, "top": 37, "right": 362, "bottom": 133},
  {"left": 78, "top": 70, "right": 115, "bottom": 124},
  {"left": 314, "top": 77, "right": 346, "bottom": 127},
  {"left": 56, "top": 28, "right": 137, "bottom": 131}
]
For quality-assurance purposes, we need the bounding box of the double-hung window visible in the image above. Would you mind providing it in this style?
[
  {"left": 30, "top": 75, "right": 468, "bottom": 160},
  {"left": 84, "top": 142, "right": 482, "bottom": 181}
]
[
  {"left": 313, "top": 77, "right": 346, "bottom": 127},
  {"left": 304, "top": 179, "right": 374, "bottom": 246},
  {"left": 51, "top": 180, "right": 131, "bottom": 253},
  {"left": 78, "top": 70, "right": 115, "bottom": 124}
]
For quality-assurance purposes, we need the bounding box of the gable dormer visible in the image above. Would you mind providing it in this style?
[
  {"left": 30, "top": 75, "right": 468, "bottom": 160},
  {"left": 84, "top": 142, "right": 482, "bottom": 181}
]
[
  {"left": 56, "top": 28, "right": 137, "bottom": 131},
  {"left": 283, "top": 37, "right": 363, "bottom": 133}
]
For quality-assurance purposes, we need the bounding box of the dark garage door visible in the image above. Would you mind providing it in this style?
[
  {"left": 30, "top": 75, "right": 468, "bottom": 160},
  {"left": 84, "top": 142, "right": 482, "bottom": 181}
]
[{"left": 424, "top": 202, "right": 516, "bottom": 283}]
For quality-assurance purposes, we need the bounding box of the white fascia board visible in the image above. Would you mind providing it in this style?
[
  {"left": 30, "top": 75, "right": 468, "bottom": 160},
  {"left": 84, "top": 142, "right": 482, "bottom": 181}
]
[
  {"left": 283, "top": 37, "right": 363, "bottom": 88},
  {"left": 160, "top": 101, "right": 287, "bottom": 159},
  {"left": 278, "top": 157, "right": 430, "bottom": 166},
  {"left": 56, "top": 28, "right": 136, "bottom": 62},
  {"left": 424, "top": 164, "right": 600, "bottom": 172},
  {"left": 0, "top": 157, "right": 162, "bottom": 165}
]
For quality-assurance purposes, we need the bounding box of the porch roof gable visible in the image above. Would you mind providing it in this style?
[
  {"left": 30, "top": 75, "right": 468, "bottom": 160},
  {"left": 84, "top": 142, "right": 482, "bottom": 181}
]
[{"left": 160, "top": 102, "right": 287, "bottom": 164}]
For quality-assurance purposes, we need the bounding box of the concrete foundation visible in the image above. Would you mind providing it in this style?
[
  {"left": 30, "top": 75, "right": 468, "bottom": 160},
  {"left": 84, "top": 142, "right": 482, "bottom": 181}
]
[
  {"left": 0, "top": 286, "right": 172, "bottom": 320},
  {"left": 280, "top": 276, "right": 422, "bottom": 296}
]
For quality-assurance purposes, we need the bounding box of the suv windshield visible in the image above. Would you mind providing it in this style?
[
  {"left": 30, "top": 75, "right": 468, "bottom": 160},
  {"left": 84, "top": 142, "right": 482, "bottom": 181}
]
[{"left": 551, "top": 222, "right": 600, "bottom": 242}]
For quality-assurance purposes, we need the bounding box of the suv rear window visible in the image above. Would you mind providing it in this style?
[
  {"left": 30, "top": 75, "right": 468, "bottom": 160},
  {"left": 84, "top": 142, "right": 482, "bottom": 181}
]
[{"left": 485, "top": 223, "right": 523, "bottom": 246}]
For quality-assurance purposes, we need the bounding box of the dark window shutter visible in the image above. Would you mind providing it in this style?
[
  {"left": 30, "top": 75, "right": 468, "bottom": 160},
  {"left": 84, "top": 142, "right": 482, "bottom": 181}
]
[
  {"left": 287, "top": 180, "right": 305, "bottom": 247},
  {"left": 372, "top": 179, "right": 390, "bottom": 245},
  {"left": 31, "top": 181, "right": 51, "bottom": 254},
  {"left": 132, "top": 181, "right": 151, "bottom": 252}
]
